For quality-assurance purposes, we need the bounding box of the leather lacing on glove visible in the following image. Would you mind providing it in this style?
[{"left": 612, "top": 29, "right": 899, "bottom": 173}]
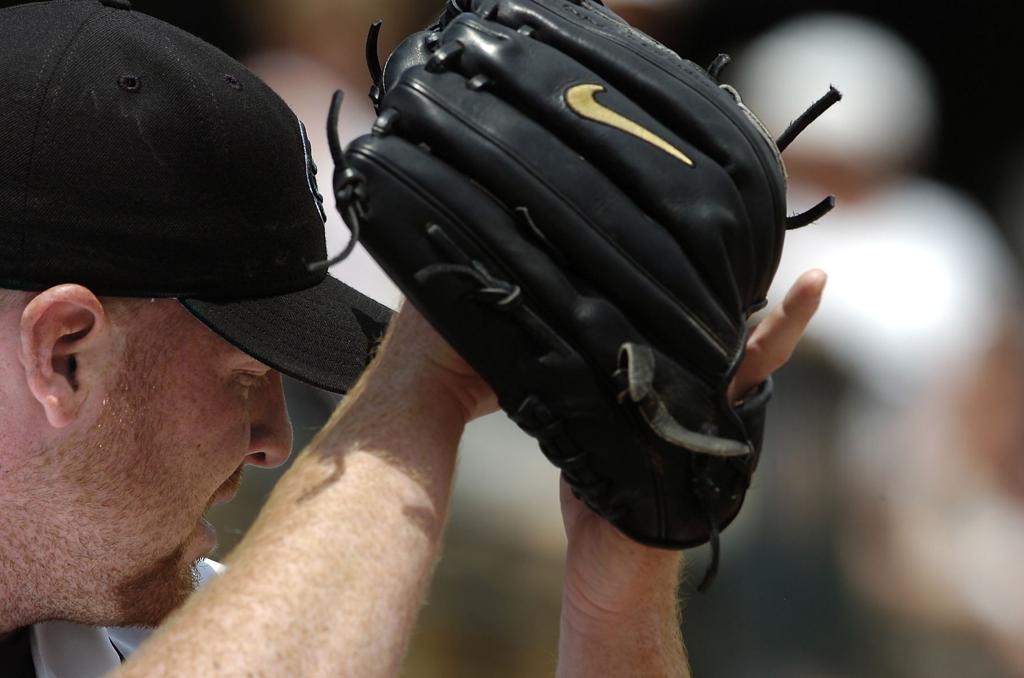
[{"left": 312, "top": 16, "right": 841, "bottom": 593}]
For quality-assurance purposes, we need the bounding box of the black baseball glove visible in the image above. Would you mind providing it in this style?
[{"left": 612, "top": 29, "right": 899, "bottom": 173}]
[{"left": 323, "top": 0, "right": 839, "bottom": 589}]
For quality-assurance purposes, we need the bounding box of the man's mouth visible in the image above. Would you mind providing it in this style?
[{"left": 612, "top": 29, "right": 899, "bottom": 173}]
[{"left": 207, "top": 466, "right": 245, "bottom": 510}]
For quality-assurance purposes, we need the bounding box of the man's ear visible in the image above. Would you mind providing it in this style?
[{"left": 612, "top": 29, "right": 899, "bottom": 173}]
[{"left": 19, "top": 285, "right": 112, "bottom": 428}]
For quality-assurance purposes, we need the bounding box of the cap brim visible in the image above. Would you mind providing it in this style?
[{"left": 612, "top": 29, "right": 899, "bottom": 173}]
[{"left": 181, "top": 275, "right": 393, "bottom": 394}]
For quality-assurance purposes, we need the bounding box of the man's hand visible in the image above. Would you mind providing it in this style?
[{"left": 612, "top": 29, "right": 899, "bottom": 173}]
[
  {"left": 388, "top": 302, "right": 499, "bottom": 423},
  {"left": 556, "top": 269, "right": 827, "bottom": 678}
]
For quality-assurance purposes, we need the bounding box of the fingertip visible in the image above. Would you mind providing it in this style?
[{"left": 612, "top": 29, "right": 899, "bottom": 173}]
[
  {"left": 800, "top": 268, "right": 828, "bottom": 291},
  {"left": 793, "top": 269, "right": 827, "bottom": 307},
  {"left": 782, "top": 270, "right": 826, "bottom": 319}
]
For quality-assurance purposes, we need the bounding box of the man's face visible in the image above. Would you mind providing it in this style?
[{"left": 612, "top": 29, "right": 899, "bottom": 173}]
[{"left": 17, "top": 299, "right": 293, "bottom": 627}]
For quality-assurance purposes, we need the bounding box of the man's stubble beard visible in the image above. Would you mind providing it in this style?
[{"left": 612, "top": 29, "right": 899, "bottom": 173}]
[
  {"left": 112, "top": 539, "right": 200, "bottom": 627},
  {"left": 56, "top": 324, "right": 203, "bottom": 629},
  {"left": 103, "top": 330, "right": 204, "bottom": 628}
]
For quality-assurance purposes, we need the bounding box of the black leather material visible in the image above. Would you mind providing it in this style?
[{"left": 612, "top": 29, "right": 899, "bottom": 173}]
[
  {"left": 734, "top": 376, "right": 773, "bottom": 464},
  {"left": 342, "top": 0, "right": 787, "bottom": 550}
]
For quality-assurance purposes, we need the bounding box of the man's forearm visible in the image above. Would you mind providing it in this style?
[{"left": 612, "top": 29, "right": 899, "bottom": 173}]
[
  {"left": 557, "top": 544, "right": 689, "bottom": 678},
  {"left": 115, "top": 315, "right": 465, "bottom": 677},
  {"left": 557, "top": 592, "right": 689, "bottom": 678}
]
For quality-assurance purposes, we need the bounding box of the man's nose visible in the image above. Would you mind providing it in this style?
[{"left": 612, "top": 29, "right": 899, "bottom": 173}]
[{"left": 244, "top": 370, "right": 294, "bottom": 469}]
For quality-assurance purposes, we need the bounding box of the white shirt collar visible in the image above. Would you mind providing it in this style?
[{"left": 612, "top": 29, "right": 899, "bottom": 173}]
[{"left": 30, "top": 559, "right": 223, "bottom": 678}]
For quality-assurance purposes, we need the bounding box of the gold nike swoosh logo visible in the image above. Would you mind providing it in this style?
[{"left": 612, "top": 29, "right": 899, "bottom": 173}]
[{"left": 565, "top": 84, "right": 694, "bottom": 168}]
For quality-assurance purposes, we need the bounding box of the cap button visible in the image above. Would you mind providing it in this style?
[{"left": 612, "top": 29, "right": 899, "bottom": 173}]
[{"left": 99, "top": 0, "right": 132, "bottom": 9}]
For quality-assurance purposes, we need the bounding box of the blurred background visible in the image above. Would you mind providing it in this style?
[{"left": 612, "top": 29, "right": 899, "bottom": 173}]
[{"left": 9, "top": 0, "right": 1024, "bottom": 675}]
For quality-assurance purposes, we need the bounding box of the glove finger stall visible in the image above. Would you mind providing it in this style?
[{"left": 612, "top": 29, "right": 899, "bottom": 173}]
[
  {"left": 379, "top": 69, "right": 739, "bottom": 382},
  {"left": 462, "top": 0, "right": 786, "bottom": 307},
  {"left": 436, "top": 14, "right": 751, "bottom": 318}
]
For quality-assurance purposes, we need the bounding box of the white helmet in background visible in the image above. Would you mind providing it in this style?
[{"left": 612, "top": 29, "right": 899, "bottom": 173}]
[{"left": 733, "top": 14, "right": 937, "bottom": 170}]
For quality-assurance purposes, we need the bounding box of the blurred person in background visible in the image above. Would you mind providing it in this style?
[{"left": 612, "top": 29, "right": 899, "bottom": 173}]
[{"left": 719, "top": 13, "right": 1024, "bottom": 677}]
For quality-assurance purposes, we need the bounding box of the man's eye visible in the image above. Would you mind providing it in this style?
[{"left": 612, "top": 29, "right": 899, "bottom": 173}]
[{"left": 236, "top": 373, "right": 271, "bottom": 389}]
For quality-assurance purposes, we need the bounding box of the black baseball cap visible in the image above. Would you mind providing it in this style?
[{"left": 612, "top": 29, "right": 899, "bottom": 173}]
[{"left": 0, "top": 0, "right": 391, "bottom": 393}]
